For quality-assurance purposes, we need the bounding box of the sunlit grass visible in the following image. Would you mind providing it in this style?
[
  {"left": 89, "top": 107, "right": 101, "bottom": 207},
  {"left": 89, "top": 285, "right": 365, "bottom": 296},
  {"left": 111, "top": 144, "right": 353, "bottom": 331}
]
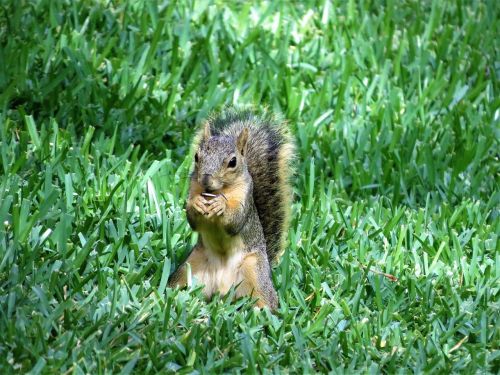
[{"left": 0, "top": 0, "right": 498, "bottom": 373}]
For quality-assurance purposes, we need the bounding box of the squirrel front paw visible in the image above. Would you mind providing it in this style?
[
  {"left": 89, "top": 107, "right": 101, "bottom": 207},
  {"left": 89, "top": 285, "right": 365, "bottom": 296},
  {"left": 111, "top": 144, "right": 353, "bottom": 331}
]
[
  {"left": 191, "top": 195, "right": 209, "bottom": 216},
  {"left": 205, "top": 194, "right": 227, "bottom": 218}
]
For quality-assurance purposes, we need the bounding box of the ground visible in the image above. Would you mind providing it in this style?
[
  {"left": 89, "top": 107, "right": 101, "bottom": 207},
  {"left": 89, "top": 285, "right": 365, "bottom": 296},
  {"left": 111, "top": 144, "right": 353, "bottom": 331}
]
[{"left": 0, "top": 1, "right": 498, "bottom": 373}]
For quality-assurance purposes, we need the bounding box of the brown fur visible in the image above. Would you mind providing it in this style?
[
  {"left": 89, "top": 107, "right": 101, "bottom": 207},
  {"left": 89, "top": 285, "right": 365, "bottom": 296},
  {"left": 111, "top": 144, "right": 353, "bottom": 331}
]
[
  {"left": 195, "top": 109, "right": 295, "bottom": 264},
  {"left": 169, "top": 247, "right": 272, "bottom": 308},
  {"left": 236, "top": 253, "right": 263, "bottom": 301},
  {"left": 222, "top": 179, "right": 247, "bottom": 210},
  {"left": 189, "top": 179, "right": 204, "bottom": 196},
  {"left": 169, "top": 108, "right": 293, "bottom": 310},
  {"left": 275, "top": 142, "right": 295, "bottom": 258},
  {"left": 168, "top": 245, "right": 207, "bottom": 287}
]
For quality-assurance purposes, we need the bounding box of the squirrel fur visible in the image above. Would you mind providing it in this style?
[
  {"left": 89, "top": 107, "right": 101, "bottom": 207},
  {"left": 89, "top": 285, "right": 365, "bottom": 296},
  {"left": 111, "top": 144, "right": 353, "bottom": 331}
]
[{"left": 168, "top": 108, "right": 295, "bottom": 309}]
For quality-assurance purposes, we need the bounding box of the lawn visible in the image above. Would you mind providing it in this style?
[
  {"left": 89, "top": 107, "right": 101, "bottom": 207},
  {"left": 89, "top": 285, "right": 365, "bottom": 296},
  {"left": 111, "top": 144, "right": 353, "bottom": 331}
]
[{"left": 0, "top": 0, "right": 499, "bottom": 373}]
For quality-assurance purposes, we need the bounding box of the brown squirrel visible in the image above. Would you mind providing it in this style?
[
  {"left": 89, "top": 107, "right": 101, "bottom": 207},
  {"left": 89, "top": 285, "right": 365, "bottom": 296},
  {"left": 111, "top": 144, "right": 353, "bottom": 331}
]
[{"left": 168, "top": 109, "right": 295, "bottom": 309}]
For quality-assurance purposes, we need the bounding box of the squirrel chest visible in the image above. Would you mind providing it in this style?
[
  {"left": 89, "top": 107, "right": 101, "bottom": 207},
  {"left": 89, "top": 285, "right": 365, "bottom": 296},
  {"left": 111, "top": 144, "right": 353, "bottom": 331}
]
[
  {"left": 195, "top": 226, "right": 249, "bottom": 297},
  {"left": 199, "top": 222, "right": 243, "bottom": 254}
]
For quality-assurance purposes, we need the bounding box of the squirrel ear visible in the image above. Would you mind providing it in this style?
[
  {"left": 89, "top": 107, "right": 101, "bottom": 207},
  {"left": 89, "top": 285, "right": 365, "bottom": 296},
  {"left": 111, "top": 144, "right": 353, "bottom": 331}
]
[
  {"left": 203, "top": 122, "right": 211, "bottom": 141},
  {"left": 237, "top": 128, "right": 249, "bottom": 156}
]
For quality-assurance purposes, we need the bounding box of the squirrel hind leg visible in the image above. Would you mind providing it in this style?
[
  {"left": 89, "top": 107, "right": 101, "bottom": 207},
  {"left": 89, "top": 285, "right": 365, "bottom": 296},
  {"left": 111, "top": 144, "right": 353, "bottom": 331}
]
[
  {"left": 237, "top": 252, "right": 278, "bottom": 310},
  {"left": 168, "top": 245, "right": 207, "bottom": 288}
]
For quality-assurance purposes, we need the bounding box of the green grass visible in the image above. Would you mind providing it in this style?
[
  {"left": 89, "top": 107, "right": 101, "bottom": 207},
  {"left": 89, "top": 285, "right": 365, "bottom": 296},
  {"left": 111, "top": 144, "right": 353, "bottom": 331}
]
[{"left": 0, "top": 0, "right": 499, "bottom": 373}]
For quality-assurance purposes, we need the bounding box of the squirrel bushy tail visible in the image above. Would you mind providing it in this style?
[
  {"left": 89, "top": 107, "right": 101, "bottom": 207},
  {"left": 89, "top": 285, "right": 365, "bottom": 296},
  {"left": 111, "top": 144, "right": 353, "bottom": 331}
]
[{"left": 197, "top": 108, "right": 295, "bottom": 263}]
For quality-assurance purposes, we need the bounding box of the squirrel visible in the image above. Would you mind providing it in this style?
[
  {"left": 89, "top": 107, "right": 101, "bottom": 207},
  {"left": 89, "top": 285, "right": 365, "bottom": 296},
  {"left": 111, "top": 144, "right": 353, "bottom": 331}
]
[{"left": 168, "top": 108, "right": 295, "bottom": 309}]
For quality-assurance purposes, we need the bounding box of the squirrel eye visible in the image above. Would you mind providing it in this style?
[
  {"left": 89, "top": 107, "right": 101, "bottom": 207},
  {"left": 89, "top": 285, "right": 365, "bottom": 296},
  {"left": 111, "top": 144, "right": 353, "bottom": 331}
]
[
  {"left": 194, "top": 153, "right": 199, "bottom": 163},
  {"left": 228, "top": 156, "right": 237, "bottom": 168}
]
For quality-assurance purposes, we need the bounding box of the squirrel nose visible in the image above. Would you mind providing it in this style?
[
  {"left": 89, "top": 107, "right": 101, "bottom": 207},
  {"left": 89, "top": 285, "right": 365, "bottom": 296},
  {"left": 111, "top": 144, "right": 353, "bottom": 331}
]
[{"left": 201, "top": 174, "right": 212, "bottom": 190}]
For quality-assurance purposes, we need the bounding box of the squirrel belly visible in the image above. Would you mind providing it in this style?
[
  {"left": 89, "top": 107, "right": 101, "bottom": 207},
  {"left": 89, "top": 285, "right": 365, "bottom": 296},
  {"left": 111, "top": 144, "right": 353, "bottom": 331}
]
[{"left": 168, "top": 109, "right": 294, "bottom": 310}]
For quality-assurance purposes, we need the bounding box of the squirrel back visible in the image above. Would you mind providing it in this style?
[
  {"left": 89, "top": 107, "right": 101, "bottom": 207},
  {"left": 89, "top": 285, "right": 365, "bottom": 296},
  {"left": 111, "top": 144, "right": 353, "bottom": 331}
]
[{"left": 194, "top": 108, "right": 295, "bottom": 263}]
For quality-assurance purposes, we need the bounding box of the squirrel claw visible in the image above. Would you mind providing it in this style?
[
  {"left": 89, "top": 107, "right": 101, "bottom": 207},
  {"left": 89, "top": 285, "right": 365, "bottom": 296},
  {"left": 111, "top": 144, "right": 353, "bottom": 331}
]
[
  {"left": 192, "top": 195, "right": 208, "bottom": 216},
  {"left": 206, "top": 195, "right": 226, "bottom": 218}
]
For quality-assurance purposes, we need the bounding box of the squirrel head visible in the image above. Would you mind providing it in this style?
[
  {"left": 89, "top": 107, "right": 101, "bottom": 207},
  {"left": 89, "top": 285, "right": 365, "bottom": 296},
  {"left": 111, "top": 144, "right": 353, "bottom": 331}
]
[{"left": 194, "top": 123, "right": 249, "bottom": 193}]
